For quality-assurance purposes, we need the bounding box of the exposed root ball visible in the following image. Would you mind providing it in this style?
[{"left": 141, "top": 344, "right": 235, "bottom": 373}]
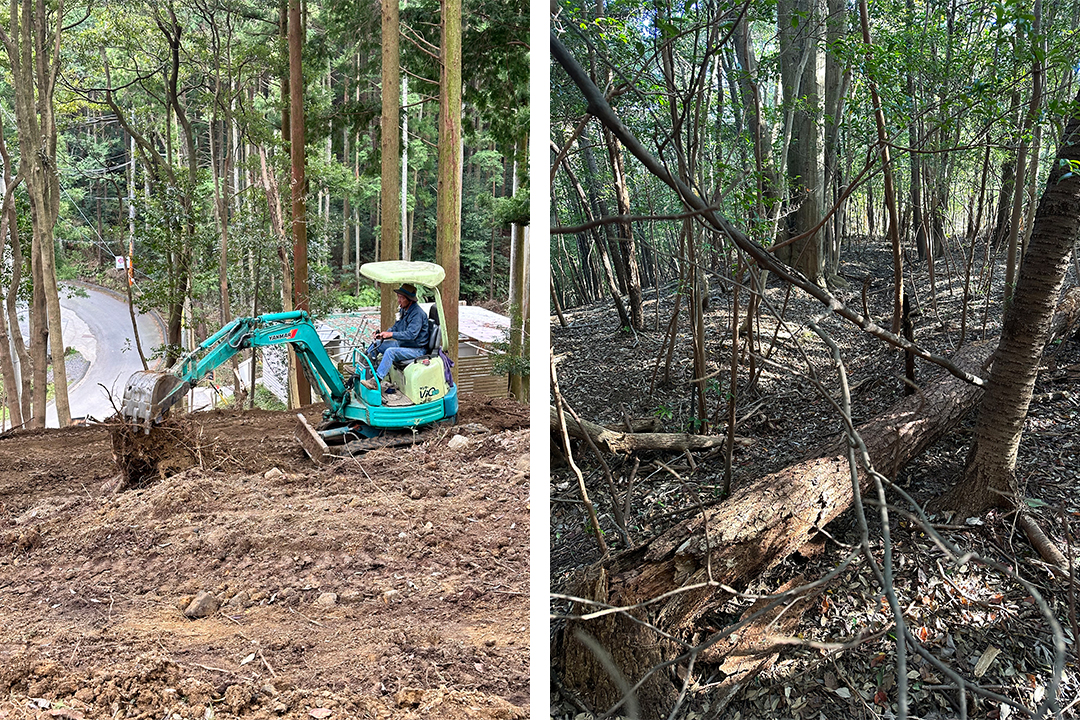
[{"left": 111, "top": 420, "right": 197, "bottom": 489}]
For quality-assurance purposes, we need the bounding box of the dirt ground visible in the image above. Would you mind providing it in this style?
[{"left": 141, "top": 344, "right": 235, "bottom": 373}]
[
  {"left": 551, "top": 239, "right": 1080, "bottom": 718},
  {"left": 0, "top": 392, "right": 529, "bottom": 720}
]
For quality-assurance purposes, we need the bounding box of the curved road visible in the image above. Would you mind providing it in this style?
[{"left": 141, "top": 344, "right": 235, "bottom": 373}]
[{"left": 40, "top": 284, "right": 165, "bottom": 427}]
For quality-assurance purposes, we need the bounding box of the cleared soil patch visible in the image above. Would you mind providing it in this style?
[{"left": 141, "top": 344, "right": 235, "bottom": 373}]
[{"left": 0, "top": 393, "right": 529, "bottom": 719}]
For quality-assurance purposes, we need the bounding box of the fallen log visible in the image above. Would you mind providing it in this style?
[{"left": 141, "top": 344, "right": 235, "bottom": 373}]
[
  {"left": 558, "top": 341, "right": 994, "bottom": 717},
  {"left": 550, "top": 405, "right": 729, "bottom": 453}
]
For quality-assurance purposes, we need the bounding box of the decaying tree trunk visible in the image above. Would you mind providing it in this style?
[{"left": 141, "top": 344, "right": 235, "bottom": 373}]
[
  {"left": 550, "top": 406, "right": 729, "bottom": 454},
  {"left": 558, "top": 341, "right": 993, "bottom": 716}
]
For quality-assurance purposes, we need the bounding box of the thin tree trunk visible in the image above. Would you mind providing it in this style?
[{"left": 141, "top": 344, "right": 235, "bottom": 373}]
[
  {"left": 857, "top": 0, "right": 904, "bottom": 335},
  {"left": 508, "top": 137, "right": 528, "bottom": 401},
  {"left": 823, "top": 0, "right": 849, "bottom": 281},
  {"left": 1004, "top": 2, "right": 1042, "bottom": 306},
  {"left": 5, "top": 180, "right": 31, "bottom": 424},
  {"left": 559, "top": 154, "right": 632, "bottom": 328},
  {"left": 0, "top": 0, "right": 70, "bottom": 426},
  {"left": 603, "top": 129, "right": 644, "bottom": 330},
  {"left": 0, "top": 172, "right": 21, "bottom": 428}
]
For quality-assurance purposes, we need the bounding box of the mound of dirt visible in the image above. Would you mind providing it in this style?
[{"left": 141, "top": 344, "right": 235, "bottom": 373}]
[
  {"left": 0, "top": 394, "right": 529, "bottom": 719},
  {"left": 455, "top": 392, "right": 529, "bottom": 433}
]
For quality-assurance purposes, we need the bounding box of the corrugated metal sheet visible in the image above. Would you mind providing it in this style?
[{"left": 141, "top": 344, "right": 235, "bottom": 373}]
[{"left": 458, "top": 353, "right": 508, "bottom": 397}]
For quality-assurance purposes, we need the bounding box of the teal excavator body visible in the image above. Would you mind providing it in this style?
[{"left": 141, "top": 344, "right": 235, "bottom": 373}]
[{"left": 120, "top": 262, "right": 458, "bottom": 458}]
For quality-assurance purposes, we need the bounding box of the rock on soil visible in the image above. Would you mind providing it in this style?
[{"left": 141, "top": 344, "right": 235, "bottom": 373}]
[
  {"left": 0, "top": 392, "right": 529, "bottom": 719},
  {"left": 183, "top": 591, "right": 222, "bottom": 619}
]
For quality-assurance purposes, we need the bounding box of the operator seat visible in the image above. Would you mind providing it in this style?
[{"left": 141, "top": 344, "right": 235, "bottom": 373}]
[{"left": 392, "top": 304, "right": 442, "bottom": 370}]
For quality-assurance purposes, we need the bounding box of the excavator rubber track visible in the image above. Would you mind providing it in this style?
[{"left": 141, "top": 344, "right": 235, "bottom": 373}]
[
  {"left": 295, "top": 412, "right": 438, "bottom": 463},
  {"left": 337, "top": 426, "right": 437, "bottom": 456}
]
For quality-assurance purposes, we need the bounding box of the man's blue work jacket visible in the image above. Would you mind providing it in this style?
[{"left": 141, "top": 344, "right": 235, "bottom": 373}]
[{"left": 388, "top": 301, "right": 431, "bottom": 349}]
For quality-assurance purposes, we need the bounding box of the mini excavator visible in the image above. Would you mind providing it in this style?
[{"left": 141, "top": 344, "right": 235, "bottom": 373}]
[{"left": 119, "top": 261, "right": 458, "bottom": 461}]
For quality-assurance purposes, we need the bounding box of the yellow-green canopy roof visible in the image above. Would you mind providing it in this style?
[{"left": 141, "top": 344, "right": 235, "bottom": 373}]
[{"left": 359, "top": 261, "right": 446, "bottom": 288}]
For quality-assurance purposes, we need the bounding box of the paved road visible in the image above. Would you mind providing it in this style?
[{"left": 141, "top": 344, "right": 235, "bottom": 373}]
[{"left": 30, "top": 284, "right": 165, "bottom": 427}]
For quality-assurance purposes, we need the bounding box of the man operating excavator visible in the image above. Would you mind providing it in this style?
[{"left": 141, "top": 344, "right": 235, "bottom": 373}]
[{"left": 361, "top": 283, "right": 431, "bottom": 391}]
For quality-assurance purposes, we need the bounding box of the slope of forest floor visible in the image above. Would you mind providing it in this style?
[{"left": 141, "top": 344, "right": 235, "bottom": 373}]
[
  {"left": 0, "top": 392, "right": 529, "bottom": 720},
  {"left": 550, "top": 238, "right": 1080, "bottom": 719}
]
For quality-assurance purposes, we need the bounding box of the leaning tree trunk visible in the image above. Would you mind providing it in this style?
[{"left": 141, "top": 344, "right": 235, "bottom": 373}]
[
  {"left": 940, "top": 88, "right": 1080, "bottom": 518},
  {"left": 0, "top": 161, "right": 22, "bottom": 428},
  {"left": 559, "top": 341, "right": 994, "bottom": 716}
]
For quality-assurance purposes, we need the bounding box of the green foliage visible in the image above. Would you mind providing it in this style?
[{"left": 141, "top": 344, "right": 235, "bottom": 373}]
[
  {"left": 254, "top": 384, "right": 287, "bottom": 412},
  {"left": 333, "top": 285, "right": 382, "bottom": 312},
  {"left": 493, "top": 191, "right": 530, "bottom": 226},
  {"left": 487, "top": 326, "right": 529, "bottom": 379},
  {"left": 0, "top": 0, "right": 524, "bottom": 376}
]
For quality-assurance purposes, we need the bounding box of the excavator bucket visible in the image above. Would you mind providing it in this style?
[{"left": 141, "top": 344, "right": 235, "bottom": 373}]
[{"left": 121, "top": 371, "right": 187, "bottom": 432}]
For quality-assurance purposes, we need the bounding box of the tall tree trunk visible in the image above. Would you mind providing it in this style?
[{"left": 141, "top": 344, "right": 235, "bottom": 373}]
[
  {"left": 823, "top": 0, "right": 849, "bottom": 281},
  {"left": 401, "top": 73, "right": 410, "bottom": 261},
  {"left": 940, "top": 84, "right": 1080, "bottom": 518},
  {"left": 288, "top": 0, "right": 310, "bottom": 405},
  {"left": 0, "top": 172, "right": 21, "bottom": 428},
  {"left": 992, "top": 92, "right": 1021, "bottom": 250},
  {"left": 508, "top": 136, "right": 528, "bottom": 401},
  {"left": 380, "top": 0, "right": 402, "bottom": 328},
  {"left": 5, "top": 180, "right": 31, "bottom": 424},
  {"left": 579, "top": 127, "right": 628, "bottom": 298},
  {"left": 560, "top": 154, "right": 631, "bottom": 328},
  {"left": 1003, "top": 0, "right": 1042, "bottom": 307},
  {"left": 436, "top": 0, "right": 462, "bottom": 380},
  {"left": 342, "top": 92, "right": 351, "bottom": 274},
  {"left": 777, "top": 0, "right": 824, "bottom": 285}
]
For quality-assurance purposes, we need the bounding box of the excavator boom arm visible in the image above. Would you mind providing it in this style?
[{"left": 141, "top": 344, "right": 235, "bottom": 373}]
[{"left": 123, "top": 311, "right": 350, "bottom": 429}]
